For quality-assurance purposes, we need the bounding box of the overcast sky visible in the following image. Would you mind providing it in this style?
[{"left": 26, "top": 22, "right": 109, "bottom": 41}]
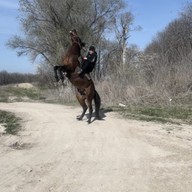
[{"left": 0, "top": 0, "right": 189, "bottom": 73}]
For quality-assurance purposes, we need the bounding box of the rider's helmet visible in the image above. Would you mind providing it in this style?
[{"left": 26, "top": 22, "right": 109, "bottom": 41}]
[{"left": 89, "top": 46, "right": 95, "bottom": 51}]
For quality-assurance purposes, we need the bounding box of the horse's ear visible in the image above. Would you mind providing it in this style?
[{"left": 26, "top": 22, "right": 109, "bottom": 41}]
[{"left": 82, "top": 42, "right": 86, "bottom": 47}]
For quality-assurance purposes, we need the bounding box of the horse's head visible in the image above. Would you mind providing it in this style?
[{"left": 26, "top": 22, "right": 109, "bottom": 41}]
[
  {"left": 61, "top": 30, "right": 85, "bottom": 71},
  {"left": 69, "top": 29, "right": 77, "bottom": 37},
  {"left": 69, "top": 29, "right": 85, "bottom": 50}
]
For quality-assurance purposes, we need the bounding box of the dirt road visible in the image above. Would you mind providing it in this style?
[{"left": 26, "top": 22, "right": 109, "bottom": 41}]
[{"left": 0, "top": 102, "right": 192, "bottom": 192}]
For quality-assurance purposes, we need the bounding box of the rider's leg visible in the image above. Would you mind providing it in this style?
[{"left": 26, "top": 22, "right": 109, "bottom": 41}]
[{"left": 79, "top": 61, "right": 92, "bottom": 77}]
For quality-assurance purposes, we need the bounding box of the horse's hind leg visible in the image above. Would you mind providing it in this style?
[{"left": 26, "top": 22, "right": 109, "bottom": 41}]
[
  {"left": 94, "top": 90, "right": 101, "bottom": 120},
  {"left": 76, "top": 90, "right": 87, "bottom": 120},
  {"left": 86, "top": 88, "right": 94, "bottom": 124},
  {"left": 87, "top": 99, "right": 93, "bottom": 124}
]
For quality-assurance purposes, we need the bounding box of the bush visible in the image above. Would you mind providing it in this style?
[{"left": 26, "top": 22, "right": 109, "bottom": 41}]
[
  {"left": 0, "top": 110, "right": 21, "bottom": 135},
  {"left": 0, "top": 71, "right": 38, "bottom": 86}
]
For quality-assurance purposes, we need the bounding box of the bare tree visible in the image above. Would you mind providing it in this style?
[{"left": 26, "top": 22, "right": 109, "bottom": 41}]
[
  {"left": 145, "top": 2, "right": 192, "bottom": 65},
  {"left": 7, "top": 0, "right": 125, "bottom": 71},
  {"left": 112, "top": 11, "right": 141, "bottom": 70},
  {"left": 0, "top": 71, "right": 37, "bottom": 85},
  {"left": 143, "top": 2, "right": 192, "bottom": 94}
]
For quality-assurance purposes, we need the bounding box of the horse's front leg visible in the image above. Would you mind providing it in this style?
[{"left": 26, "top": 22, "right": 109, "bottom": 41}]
[
  {"left": 53, "top": 66, "right": 65, "bottom": 82},
  {"left": 58, "top": 67, "right": 65, "bottom": 82},
  {"left": 53, "top": 66, "right": 60, "bottom": 82}
]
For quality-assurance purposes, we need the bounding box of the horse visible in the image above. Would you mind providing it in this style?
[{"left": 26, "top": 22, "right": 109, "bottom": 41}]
[
  {"left": 54, "top": 30, "right": 83, "bottom": 82},
  {"left": 54, "top": 31, "right": 101, "bottom": 123}
]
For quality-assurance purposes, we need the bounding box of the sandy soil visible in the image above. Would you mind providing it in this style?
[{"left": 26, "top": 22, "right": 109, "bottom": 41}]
[
  {"left": 0, "top": 102, "right": 192, "bottom": 192},
  {"left": 14, "top": 83, "right": 34, "bottom": 89}
]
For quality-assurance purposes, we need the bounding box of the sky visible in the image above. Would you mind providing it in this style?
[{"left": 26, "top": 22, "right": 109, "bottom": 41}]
[
  {"left": 0, "top": 0, "right": 190, "bottom": 74},
  {"left": 128, "top": 0, "right": 188, "bottom": 49}
]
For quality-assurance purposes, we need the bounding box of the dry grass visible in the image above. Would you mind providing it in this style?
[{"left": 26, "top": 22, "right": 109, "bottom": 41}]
[
  {"left": 0, "top": 84, "right": 41, "bottom": 102},
  {"left": 42, "top": 83, "right": 77, "bottom": 105}
]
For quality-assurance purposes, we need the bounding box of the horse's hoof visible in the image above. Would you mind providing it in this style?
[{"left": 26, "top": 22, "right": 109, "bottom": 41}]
[{"left": 76, "top": 116, "right": 82, "bottom": 121}]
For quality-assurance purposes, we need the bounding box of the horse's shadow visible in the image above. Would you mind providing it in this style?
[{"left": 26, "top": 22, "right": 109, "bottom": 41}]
[{"left": 85, "top": 107, "right": 113, "bottom": 123}]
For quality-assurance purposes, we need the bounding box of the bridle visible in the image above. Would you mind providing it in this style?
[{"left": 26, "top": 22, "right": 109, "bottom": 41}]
[{"left": 71, "top": 34, "right": 86, "bottom": 51}]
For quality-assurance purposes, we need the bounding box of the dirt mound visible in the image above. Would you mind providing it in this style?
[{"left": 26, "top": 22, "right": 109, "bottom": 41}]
[{"left": 15, "top": 83, "right": 34, "bottom": 89}]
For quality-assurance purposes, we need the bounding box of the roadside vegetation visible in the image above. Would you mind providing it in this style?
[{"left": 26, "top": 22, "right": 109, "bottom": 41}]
[
  {"left": 3, "top": 1, "right": 192, "bottom": 125},
  {"left": 0, "top": 110, "right": 21, "bottom": 135},
  {"left": 109, "top": 105, "right": 192, "bottom": 124},
  {"left": 0, "top": 83, "right": 41, "bottom": 102},
  {"left": 0, "top": 71, "right": 37, "bottom": 86}
]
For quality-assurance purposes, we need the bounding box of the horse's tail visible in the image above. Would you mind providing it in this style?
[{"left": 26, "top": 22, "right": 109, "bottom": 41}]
[{"left": 94, "top": 90, "right": 101, "bottom": 119}]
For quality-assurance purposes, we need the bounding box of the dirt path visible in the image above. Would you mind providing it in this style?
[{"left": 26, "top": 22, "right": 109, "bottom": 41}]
[{"left": 0, "top": 102, "right": 192, "bottom": 192}]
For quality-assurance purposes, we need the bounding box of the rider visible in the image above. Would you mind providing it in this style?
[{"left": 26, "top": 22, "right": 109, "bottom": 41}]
[{"left": 79, "top": 45, "right": 97, "bottom": 79}]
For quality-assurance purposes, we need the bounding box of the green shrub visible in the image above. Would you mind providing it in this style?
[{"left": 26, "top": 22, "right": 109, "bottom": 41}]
[{"left": 0, "top": 110, "right": 21, "bottom": 135}]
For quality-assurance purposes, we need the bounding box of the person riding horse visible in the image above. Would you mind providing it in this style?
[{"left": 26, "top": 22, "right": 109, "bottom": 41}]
[
  {"left": 68, "top": 30, "right": 97, "bottom": 80},
  {"left": 55, "top": 29, "right": 97, "bottom": 82},
  {"left": 53, "top": 29, "right": 101, "bottom": 123},
  {"left": 79, "top": 46, "right": 97, "bottom": 79}
]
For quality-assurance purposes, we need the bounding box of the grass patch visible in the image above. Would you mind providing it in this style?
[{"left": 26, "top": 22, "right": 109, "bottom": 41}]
[
  {"left": 0, "top": 85, "right": 41, "bottom": 102},
  {"left": 0, "top": 110, "right": 21, "bottom": 135},
  {"left": 4, "top": 87, "right": 40, "bottom": 100},
  {"left": 110, "top": 105, "right": 192, "bottom": 124},
  {"left": 0, "top": 96, "right": 8, "bottom": 103}
]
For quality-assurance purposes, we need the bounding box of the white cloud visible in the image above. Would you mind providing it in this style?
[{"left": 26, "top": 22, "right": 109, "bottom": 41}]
[{"left": 0, "top": 1, "right": 18, "bottom": 9}]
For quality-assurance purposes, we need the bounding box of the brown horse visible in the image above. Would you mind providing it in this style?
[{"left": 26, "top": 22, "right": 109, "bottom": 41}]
[
  {"left": 54, "top": 30, "right": 84, "bottom": 81},
  {"left": 54, "top": 31, "right": 101, "bottom": 123}
]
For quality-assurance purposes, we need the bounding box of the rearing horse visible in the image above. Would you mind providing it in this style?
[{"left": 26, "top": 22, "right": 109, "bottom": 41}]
[
  {"left": 54, "top": 30, "right": 83, "bottom": 82},
  {"left": 54, "top": 31, "right": 101, "bottom": 123}
]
